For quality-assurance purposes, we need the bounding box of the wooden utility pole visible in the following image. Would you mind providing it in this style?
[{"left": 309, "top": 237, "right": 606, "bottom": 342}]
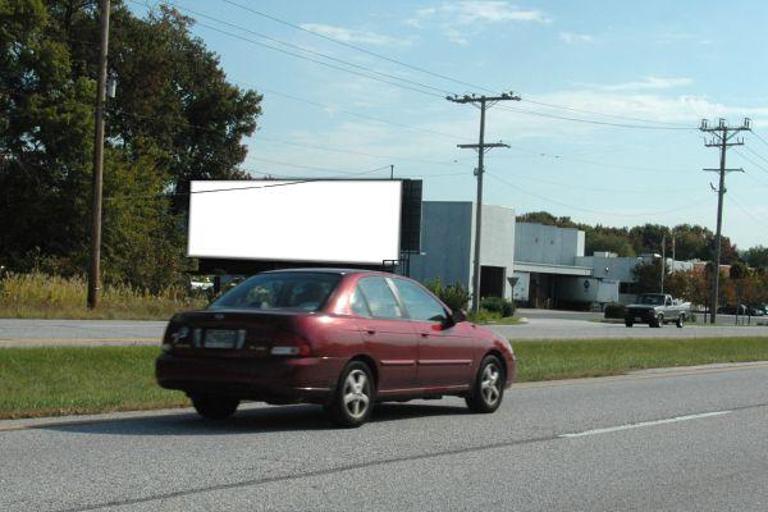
[
  {"left": 700, "top": 117, "right": 751, "bottom": 324},
  {"left": 447, "top": 92, "right": 520, "bottom": 313},
  {"left": 88, "top": 0, "right": 111, "bottom": 309}
]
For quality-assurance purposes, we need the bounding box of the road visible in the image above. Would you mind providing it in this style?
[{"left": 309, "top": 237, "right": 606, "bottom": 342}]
[
  {"left": 1, "top": 317, "right": 767, "bottom": 346},
  {"left": 1, "top": 363, "right": 766, "bottom": 511}
]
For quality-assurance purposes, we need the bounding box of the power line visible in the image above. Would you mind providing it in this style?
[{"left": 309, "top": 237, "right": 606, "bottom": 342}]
[
  {"left": 128, "top": 0, "right": 443, "bottom": 98},
  {"left": 486, "top": 172, "right": 708, "bottom": 217},
  {"left": 221, "top": 0, "right": 703, "bottom": 130},
  {"left": 751, "top": 131, "right": 768, "bottom": 149},
  {"left": 521, "top": 97, "right": 693, "bottom": 128},
  {"left": 742, "top": 145, "right": 768, "bottom": 167},
  {"left": 496, "top": 104, "right": 696, "bottom": 131},
  {"left": 221, "top": 0, "right": 494, "bottom": 94}
]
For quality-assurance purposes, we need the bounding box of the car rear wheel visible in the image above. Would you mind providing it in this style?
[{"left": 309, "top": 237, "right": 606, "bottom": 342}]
[
  {"left": 326, "top": 361, "right": 374, "bottom": 428},
  {"left": 651, "top": 314, "right": 664, "bottom": 328},
  {"left": 676, "top": 315, "right": 685, "bottom": 328},
  {"left": 466, "top": 355, "right": 505, "bottom": 414},
  {"left": 191, "top": 394, "right": 240, "bottom": 420},
  {"left": 625, "top": 319, "right": 634, "bottom": 327}
]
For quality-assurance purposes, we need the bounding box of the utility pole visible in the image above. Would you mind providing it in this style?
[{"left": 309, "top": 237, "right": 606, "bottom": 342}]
[
  {"left": 87, "top": 0, "right": 111, "bottom": 309},
  {"left": 700, "top": 117, "right": 751, "bottom": 324},
  {"left": 660, "top": 235, "right": 666, "bottom": 294},
  {"left": 390, "top": 164, "right": 394, "bottom": 180},
  {"left": 447, "top": 92, "right": 520, "bottom": 313}
]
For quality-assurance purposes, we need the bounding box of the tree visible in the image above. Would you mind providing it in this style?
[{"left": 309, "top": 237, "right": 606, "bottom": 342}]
[
  {"left": 632, "top": 261, "right": 663, "bottom": 294},
  {"left": 585, "top": 228, "right": 635, "bottom": 257},
  {"left": 743, "top": 246, "right": 768, "bottom": 270},
  {"left": 0, "top": 1, "right": 263, "bottom": 289}
]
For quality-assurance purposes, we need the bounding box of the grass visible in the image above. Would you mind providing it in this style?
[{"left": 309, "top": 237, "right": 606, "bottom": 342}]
[
  {"left": 0, "top": 346, "right": 186, "bottom": 419},
  {"left": 0, "top": 272, "right": 207, "bottom": 320},
  {"left": 514, "top": 337, "right": 768, "bottom": 382},
  {"left": 1, "top": 337, "right": 768, "bottom": 420}
]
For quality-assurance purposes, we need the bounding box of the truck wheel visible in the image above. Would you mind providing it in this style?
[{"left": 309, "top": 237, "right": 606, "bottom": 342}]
[
  {"left": 625, "top": 320, "right": 633, "bottom": 327},
  {"left": 676, "top": 315, "right": 685, "bottom": 328},
  {"left": 652, "top": 314, "right": 664, "bottom": 328}
]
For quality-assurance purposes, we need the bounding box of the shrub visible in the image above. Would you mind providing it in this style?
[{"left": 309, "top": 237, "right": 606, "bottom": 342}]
[
  {"left": 480, "top": 296, "right": 515, "bottom": 317},
  {"left": 0, "top": 272, "right": 207, "bottom": 320},
  {"left": 423, "top": 278, "right": 470, "bottom": 313},
  {"left": 604, "top": 302, "right": 626, "bottom": 319}
]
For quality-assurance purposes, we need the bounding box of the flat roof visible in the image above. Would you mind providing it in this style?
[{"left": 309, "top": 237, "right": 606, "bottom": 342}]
[{"left": 515, "top": 261, "right": 592, "bottom": 277}]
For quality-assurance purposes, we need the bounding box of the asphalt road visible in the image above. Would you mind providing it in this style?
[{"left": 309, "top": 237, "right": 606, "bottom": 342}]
[
  {"left": 1, "top": 363, "right": 767, "bottom": 511},
  {"left": 1, "top": 317, "right": 767, "bottom": 346}
]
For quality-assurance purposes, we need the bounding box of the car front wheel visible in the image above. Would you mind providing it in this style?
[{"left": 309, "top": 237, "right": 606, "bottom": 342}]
[
  {"left": 191, "top": 394, "right": 240, "bottom": 420},
  {"left": 326, "top": 361, "right": 374, "bottom": 428},
  {"left": 466, "top": 355, "right": 505, "bottom": 414}
]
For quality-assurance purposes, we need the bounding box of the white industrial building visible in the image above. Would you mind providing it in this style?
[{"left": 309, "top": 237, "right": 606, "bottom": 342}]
[{"left": 410, "top": 202, "right": 687, "bottom": 309}]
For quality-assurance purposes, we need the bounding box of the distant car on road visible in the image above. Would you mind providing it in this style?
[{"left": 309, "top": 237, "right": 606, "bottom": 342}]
[
  {"left": 156, "top": 269, "right": 516, "bottom": 427},
  {"left": 625, "top": 293, "right": 690, "bottom": 328}
]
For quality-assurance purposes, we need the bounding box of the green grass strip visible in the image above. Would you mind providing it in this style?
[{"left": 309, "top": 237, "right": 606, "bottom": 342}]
[
  {"left": 1, "top": 337, "right": 767, "bottom": 419},
  {"left": 514, "top": 337, "right": 768, "bottom": 382}
]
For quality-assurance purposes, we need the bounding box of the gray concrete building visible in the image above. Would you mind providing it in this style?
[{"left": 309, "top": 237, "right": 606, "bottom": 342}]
[{"left": 409, "top": 201, "right": 516, "bottom": 300}]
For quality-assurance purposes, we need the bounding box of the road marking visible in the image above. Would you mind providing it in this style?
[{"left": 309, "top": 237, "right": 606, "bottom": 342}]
[{"left": 559, "top": 410, "right": 731, "bottom": 438}]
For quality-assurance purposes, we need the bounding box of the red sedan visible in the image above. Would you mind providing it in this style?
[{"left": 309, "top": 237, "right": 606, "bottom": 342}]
[{"left": 156, "top": 269, "right": 516, "bottom": 427}]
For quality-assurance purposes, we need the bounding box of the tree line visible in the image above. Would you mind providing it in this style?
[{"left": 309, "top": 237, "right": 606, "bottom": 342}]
[
  {"left": 1, "top": 1, "right": 262, "bottom": 291},
  {"left": 517, "top": 211, "right": 768, "bottom": 270}
]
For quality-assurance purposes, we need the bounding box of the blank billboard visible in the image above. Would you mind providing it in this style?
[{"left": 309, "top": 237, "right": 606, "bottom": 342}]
[{"left": 188, "top": 180, "right": 402, "bottom": 265}]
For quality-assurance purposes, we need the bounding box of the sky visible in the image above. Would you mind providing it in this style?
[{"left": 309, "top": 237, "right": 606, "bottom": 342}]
[{"left": 130, "top": 0, "right": 768, "bottom": 249}]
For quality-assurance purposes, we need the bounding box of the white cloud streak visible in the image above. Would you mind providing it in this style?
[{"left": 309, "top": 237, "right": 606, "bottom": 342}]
[{"left": 299, "top": 23, "right": 410, "bottom": 47}]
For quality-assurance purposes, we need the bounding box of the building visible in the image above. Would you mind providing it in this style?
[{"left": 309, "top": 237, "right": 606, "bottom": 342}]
[
  {"left": 410, "top": 202, "right": 694, "bottom": 309},
  {"left": 409, "top": 201, "right": 516, "bottom": 300}
]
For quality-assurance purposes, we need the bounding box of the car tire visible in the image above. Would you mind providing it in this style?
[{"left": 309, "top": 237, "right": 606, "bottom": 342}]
[
  {"left": 625, "top": 320, "right": 634, "bottom": 327},
  {"left": 191, "top": 394, "right": 239, "bottom": 420},
  {"left": 676, "top": 315, "right": 685, "bottom": 328},
  {"left": 466, "top": 355, "right": 505, "bottom": 414},
  {"left": 326, "top": 361, "right": 375, "bottom": 428},
  {"left": 651, "top": 314, "right": 664, "bottom": 328}
]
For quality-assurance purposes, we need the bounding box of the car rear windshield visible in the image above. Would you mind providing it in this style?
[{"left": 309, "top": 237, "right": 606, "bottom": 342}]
[
  {"left": 209, "top": 273, "right": 341, "bottom": 312},
  {"left": 639, "top": 294, "right": 664, "bottom": 305}
]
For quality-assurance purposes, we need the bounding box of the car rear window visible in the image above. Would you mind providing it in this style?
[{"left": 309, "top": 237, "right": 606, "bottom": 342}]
[{"left": 210, "top": 273, "right": 341, "bottom": 312}]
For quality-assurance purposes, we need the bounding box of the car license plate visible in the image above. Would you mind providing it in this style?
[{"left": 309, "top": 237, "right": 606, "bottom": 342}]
[{"left": 204, "top": 329, "right": 238, "bottom": 349}]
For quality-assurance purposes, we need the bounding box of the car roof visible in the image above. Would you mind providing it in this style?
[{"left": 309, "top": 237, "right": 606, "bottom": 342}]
[{"left": 261, "top": 268, "right": 392, "bottom": 276}]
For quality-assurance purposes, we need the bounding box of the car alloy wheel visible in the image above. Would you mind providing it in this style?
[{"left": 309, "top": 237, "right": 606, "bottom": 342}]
[
  {"left": 343, "top": 369, "right": 370, "bottom": 420},
  {"left": 327, "top": 361, "right": 374, "bottom": 427},
  {"left": 466, "top": 355, "right": 505, "bottom": 413},
  {"left": 480, "top": 363, "right": 502, "bottom": 406}
]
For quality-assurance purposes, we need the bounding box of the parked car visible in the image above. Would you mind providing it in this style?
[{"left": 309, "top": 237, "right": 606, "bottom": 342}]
[
  {"left": 156, "top": 269, "right": 516, "bottom": 427},
  {"left": 625, "top": 293, "right": 690, "bottom": 328}
]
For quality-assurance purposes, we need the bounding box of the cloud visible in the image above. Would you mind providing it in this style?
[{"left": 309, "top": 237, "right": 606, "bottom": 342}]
[
  {"left": 299, "top": 23, "right": 409, "bottom": 47},
  {"left": 585, "top": 76, "right": 694, "bottom": 92},
  {"left": 559, "top": 32, "right": 593, "bottom": 44},
  {"left": 406, "top": 2, "right": 550, "bottom": 44}
]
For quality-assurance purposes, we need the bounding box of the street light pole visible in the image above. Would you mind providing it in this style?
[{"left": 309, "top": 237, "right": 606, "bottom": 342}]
[{"left": 87, "top": 0, "right": 111, "bottom": 309}]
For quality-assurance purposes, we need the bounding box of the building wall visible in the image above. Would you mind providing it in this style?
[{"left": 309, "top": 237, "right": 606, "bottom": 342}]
[
  {"left": 409, "top": 201, "right": 473, "bottom": 289},
  {"left": 576, "top": 255, "right": 641, "bottom": 283},
  {"left": 557, "top": 277, "right": 619, "bottom": 304},
  {"left": 514, "top": 223, "right": 584, "bottom": 266},
  {"left": 469, "top": 204, "right": 516, "bottom": 299}
]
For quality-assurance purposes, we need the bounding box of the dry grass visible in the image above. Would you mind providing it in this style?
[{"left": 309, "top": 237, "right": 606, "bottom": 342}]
[{"left": 0, "top": 272, "right": 207, "bottom": 320}]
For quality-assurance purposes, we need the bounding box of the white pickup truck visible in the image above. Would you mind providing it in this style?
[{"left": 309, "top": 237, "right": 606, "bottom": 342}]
[{"left": 625, "top": 293, "right": 691, "bottom": 328}]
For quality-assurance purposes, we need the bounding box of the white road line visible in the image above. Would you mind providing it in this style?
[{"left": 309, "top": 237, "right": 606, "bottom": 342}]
[{"left": 559, "top": 410, "right": 731, "bottom": 438}]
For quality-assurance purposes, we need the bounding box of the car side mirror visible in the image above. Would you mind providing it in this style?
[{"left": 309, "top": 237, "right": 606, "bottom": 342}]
[{"left": 453, "top": 309, "right": 467, "bottom": 324}]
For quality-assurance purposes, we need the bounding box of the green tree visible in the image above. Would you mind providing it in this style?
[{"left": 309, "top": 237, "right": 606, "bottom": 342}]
[
  {"left": 743, "top": 246, "right": 768, "bottom": 270},
  {"left": 0, "top": 1, "right": 262, "bottom": 290}
]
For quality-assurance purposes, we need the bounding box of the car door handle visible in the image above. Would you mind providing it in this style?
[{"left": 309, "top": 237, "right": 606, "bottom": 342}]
[
  {"left": 420, "top": 332, "right": 429, "bottom": 338},
  {"left": 364, "top": 327, "right": 376, "bottom": 335}
]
